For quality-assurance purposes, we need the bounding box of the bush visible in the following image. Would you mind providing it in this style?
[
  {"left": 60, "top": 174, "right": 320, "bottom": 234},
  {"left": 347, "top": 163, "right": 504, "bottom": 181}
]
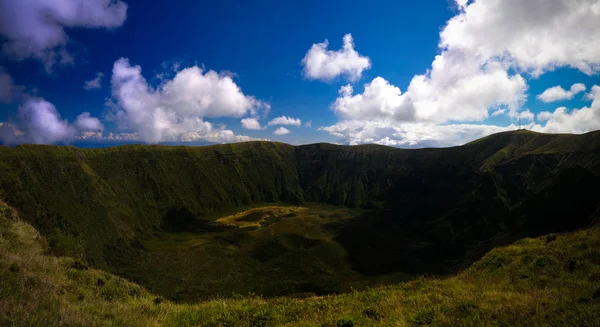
[
  {"left": 477, "top": 252, "right": 508, "bottom": 270},
  {"left": 532, "top": 256, "right": 555, "bottom": 268},
  {"left": 336, "top": 317, "right": 355, "bottom": 327},
  {"left": 593, "top": 287, "right": 600, "bottom": 300},
  {"left": 546, "top": 233, "right": 557, "bottom": 244},
  {"left": 458, "top": 301, "right": 479, "bottom": 315},
  {"left": 567, "top": 258, "right": 583, "bottom": 272},
  {"left": 70, "top": 259, "right": 88, "bottom": 271},
  {"left": 411, "top": 308, "right": 435, "bottom": 325},
  {"left": 362, "top": 308, "right": 383, "bottom": 320},
  {"left": 8, "top": 263, "right": 20, "bottom": 273}
]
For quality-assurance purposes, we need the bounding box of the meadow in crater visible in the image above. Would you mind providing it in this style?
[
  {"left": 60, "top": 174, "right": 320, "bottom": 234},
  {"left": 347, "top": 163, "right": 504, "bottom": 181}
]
[{"left": 107, "top": 204, "right": 411, "bottom": 302}]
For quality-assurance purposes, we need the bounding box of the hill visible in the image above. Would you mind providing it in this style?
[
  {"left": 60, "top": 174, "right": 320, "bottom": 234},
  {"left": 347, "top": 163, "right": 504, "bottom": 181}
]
[
  {"left": 0, "top": 130, "right": 600, "bottom": 300},
  {"left": 2, "top": 200, "right": 600, "bottom": 326}
]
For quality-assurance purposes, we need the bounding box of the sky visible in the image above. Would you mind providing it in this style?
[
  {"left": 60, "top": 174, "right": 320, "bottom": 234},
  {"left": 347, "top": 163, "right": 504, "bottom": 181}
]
[{"left": 1, "top": 0, "right": 600, "bottom": 148}]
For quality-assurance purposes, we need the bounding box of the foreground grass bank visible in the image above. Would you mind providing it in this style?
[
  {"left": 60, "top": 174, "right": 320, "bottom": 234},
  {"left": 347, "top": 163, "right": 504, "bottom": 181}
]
[{"left": 2, "top": 202, "right": 600, "bottom": 326}]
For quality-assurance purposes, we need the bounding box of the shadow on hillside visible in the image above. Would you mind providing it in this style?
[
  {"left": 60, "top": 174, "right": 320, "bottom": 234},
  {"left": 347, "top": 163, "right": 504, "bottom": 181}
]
[
  {"left": 328, "top": 166, "right": 600, "bottom": 277},
  {"left": 161, "top": 206, "right": 233, "bottom": 233}
]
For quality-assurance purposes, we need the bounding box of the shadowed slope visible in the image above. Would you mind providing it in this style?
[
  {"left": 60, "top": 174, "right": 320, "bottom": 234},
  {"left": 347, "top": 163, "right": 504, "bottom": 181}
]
[{"left": 1, "top": 130, "right": 600, "bottom": 299}]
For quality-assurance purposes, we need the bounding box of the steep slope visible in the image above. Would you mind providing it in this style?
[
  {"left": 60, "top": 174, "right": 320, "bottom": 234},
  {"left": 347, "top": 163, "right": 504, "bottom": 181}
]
[
  {"left": 2, "top": 201, "right": 600, "bottom": 326},
  {"left": 0, "top": 142, "right": 303, "bottom": 268},
  {"left": 1, "top": 130, "right": 600, "bottom": 298}
]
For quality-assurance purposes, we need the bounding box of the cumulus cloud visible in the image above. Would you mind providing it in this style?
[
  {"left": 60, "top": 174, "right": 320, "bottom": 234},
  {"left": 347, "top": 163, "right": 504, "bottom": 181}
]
[
  {"left": 333, "top": 78, "right": 412, "bottom": 121},
  {"left": 536, "top": 111, "right": 554, "bottom": 122},
  {"left": 0, "top": 0, "right": 128, "bottom": 71},
  {"left": 537, "top": 84, "right": 587, "bottom": 103},
  {"left": 532, "top": 85, "right": 600, "bottom": 134},
  {"left": 321, "top": 85, "right": 600, "bottom": 147},
  {"left": 332, "top": 63, "right": 526, "bottom": 124},
  {"left": 108, "top": 58, "right": 268, "bottom": 143},
  {"left": 302, "top": 34, "right": 371, "bottom": 82},
  {"left": 322, "top": 0, "right": 600, "bottom": 147},
  {"left": 268, "top": 116, "right": 302, "bottom": 126},
  {"left": 84, "top": 72, "right": 104, "bottom": 90},
  {"left": 304, "top": 120, "right": 312, "bottom": 128},
  {"left": 241, "top": 117, "right": 262, "bottom": 130},
  {"left": 507, "top": 108, "right": 534, "bottom": 121},
  {"left": 443, "top": 0, "right": 600, "bottom": 76},
  {"left": 0, "top": 98, "right": 103, "bottom": 145},
  {"left": 273, "top": 127, "right": 290, "bottom": 135},
  {"left": 491, "top": 109, "right": 507, "bottom": 116},
  {"left": 319, "top": 120, "right": 519, "bottom": 148},
  {"left": 74, "top": 112, "right": 104, "bottom": 131}
]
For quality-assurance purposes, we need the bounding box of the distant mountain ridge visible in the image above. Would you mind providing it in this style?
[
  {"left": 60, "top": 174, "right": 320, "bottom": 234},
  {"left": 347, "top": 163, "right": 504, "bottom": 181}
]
[{"left": 1, "top": 130, "right": 599, "bottom": 279}]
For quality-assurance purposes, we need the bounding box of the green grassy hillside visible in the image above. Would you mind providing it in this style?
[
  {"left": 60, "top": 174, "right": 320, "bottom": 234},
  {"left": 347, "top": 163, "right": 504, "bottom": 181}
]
[
  {"left": 1, "top": 130, "right": 600, "bottom": 301},
  {"left": 2, "top": 201, "right": 600, "bottom": 326}
]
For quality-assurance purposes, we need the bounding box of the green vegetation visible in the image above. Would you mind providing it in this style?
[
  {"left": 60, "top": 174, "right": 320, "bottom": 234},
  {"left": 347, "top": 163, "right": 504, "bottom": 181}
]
[
  {"left": 1, "top": 130, "right": 600, "bottom": 322},
  {"left": 110, "top": 204, "right": 407, "bottom": 301},
  {"left": 2, "top": 201, "right": 600, "bottom": 326}
]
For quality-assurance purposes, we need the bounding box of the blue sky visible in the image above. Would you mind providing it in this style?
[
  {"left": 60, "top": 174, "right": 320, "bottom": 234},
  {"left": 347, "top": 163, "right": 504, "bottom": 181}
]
[{"left": 1, "top": 0, "right": 599, "bottom": 147}]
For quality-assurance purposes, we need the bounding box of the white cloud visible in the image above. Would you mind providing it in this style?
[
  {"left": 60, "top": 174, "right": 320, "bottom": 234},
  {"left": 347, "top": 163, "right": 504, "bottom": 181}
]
[
  {"left": 0, "top": 0, "right": 128, "bottom": 71},
  {"left": 241, "top": 117, "right": 262, "bottom": 130},
  {"left": 536, "top": 111, "right": 553, "bottom": 122},
  {"left": 77, "top": 131, "right": 138, "bottom": 141},
  {"left": 332, "top": 65, "right": 527, "bottom": 124},
  {"left": 304, "top": 120, "right": 312, "bottom": 128},
  {"left": 16, "top": 99, "right": 73, "bottom": 144},
  {"left": 491, "top": 109, "right": 506, "bottom": 116},
  {"left": 441, "top": 0, "right": 600, "bottom": 76},
  {"left": 302, "top": 34, "right": 371, "bottom": 82},
  {"left": 333, "top": 78, "right": 411, "bottom": 121},
  {"left": 319, "top": 120, "right": 519, "bottom": 148},
  {"left": 74, "top": 112, "right": 104, "bottom": 131},
  {"left": 0, "top": 98, "right": 104, "bottom": 145},
  {"left": 273, "top": 127, "right": 290, "bottom": 135},
  {"left": 84, "top": 72, "right": 104, "bottom": 90},
  {"left": 507, "top": 108, "right": 534, "bottom": 121},
  {"left": 532, "top": 85, "right": 600, "bottom": 134},
  {"left": 537, "top": 83, "right": 587, "bottom": 103},
  {"left": 322, "top": 0, "right": 600, "bottom": 147},
  {"left": 75, "top": 130, "right": 265, "bottom": 143},
  {"left": 268, "top": 116, "right": 302, "bottom": 126},
  {"left": 108, "top": 58, "right": 268, "bottom": 143},
  {"left": 455, "top": 0, "right": 470, "bottom": 10},
  {"left": 321, "top": 85, "right": 600, "bottom": 147}
]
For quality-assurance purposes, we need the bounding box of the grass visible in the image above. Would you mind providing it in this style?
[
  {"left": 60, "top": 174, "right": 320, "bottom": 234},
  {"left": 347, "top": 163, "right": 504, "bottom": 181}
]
[
  {"left": 2, "top": 130, "right": 600, "bottom": 324},
  {"left": 109, "top": 204, "right": 410, "bottom": 301},
  {"left": 216, "top": 206, "right": 307, "bottom": 228},
  {"left": 2, "top": 201, "right": 600, "bottom": 326}
]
